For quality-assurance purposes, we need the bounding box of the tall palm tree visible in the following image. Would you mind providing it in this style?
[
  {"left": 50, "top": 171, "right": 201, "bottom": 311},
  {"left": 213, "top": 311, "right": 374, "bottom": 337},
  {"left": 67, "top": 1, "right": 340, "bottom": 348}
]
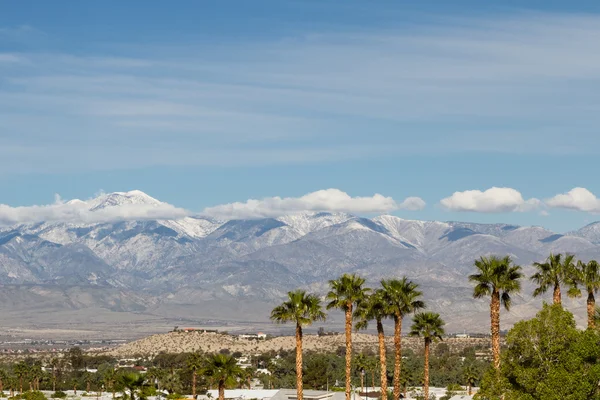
[
  {"left": 203, "top": 354, "right": 244, "bottom": 400},
  {"left": 531, "top": 253, "right": 576, "bottom": 305},
  {"left": 410, "top": 312, "right": 444, "bottom": 400},
  {"left": 568, "top": 259, "right": 600, "bottom": 329},
  {"left": 355, "top": 290, "right": 389, "bottom": 400},
  {"left": 0, "top": 368, "right": 7, "bottom": 394},
  {"left": 327, "top": 273, "right": 370, "bottom": 400},
  {"left": 117, "top": 373, "right": 146, "bottom": 400},
  {"left": 271, "top": 290, "right": 326, "bottom": 400},
  {"left": 469, "top": 255, "right": 522, "bottom": 371},
  {"left": 187, "top": 353, "right": 204, "bottom": 399},
  {"left": 462, "top": 366, "right": 478, "bottom": 396},
  {"left": 380, "top": 277, "right": 425, "bottom": 400}
]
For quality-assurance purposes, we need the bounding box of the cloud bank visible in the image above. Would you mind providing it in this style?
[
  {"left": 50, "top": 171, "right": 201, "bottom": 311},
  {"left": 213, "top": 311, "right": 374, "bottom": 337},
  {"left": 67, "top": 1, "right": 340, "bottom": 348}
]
[
  {"left": 201, "top": 189, "right": 425, "bottom": 220},
  {"left": 440, "top": 187, "right": 541, "bottom": 213},
  {"left": 0, "top": 193, "right": 189, "bottom": 226},
  {"left": 546, "top": 187, "right": 600, "bottom": 213}
]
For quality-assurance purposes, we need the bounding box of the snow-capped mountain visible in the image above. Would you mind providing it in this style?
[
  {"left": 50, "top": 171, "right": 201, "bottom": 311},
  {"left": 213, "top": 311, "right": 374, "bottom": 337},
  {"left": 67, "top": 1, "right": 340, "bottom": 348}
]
[{"left": 1, "top": 190, "right": 600, "bottom": 333}]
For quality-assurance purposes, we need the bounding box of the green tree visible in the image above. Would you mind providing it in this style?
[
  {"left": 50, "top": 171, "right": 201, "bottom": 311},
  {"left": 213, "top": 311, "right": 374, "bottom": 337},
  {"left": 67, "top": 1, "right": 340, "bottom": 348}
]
[
  {"left": 410, "top": 312, "right": 445, "bottom": 400},
  {"left": 326, "top": 274, "right": 370, "bottom": 400},
  {"left": 479, "top": 304, "right": 600, "bottom": 400},
  {"left": 531, "top": 253, "right": 576, "bottom": 305},
  {"left": 117, "top": 373, "right": 146, "bottom": 400},
  {"left": 203, "top": 354, "right": 244, "bottom": 400},
  {"left": 14, "top": 361, "right": 29, "bottom": 394},
  {"left": 161, "top": 371, "right": 181, "bottom": 395},
  {"left": 380, "top": 277, "right": 425, "bottom": 400},
  {"left": 568, "top": 259, "right": 600, "bottom": 329},
  {"left": 462, "top": 366, "right": 478, "bottom": 396},
  {"left": 271, "top": 290, "right": 326, "bottom": 400},
  {"left": 50, "top": 358, "right": 59, "bottom": 392},
  {"left": 355, "top": 290, "right": 389, "bottom": 400},
  {"left": 469, "top": 255, "right": 522, "bottom": 371},
  {"left": 68, "top": 347, "right": 85, "bottom": 371},
  {"left": 187, "top": 353, "right": 204, "bottom": 399},
  {"left": 103, "top": 368, "right": 117, "bottom": 399}
]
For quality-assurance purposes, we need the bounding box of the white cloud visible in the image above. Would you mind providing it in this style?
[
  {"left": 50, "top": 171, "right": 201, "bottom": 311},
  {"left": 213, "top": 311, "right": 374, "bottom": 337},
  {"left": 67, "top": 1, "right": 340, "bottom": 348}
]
[
  {"left": 440, "top": 187, "right": 541, "bottom": 213},
  {"left": 0, "top": 191, "right": 189, "bottom": 226},
  {"left": 202, "top": 189, "right": 425, "bottom": 219},
  {"left": 545, "top": 187, "right": 600, "bottom": 213}
]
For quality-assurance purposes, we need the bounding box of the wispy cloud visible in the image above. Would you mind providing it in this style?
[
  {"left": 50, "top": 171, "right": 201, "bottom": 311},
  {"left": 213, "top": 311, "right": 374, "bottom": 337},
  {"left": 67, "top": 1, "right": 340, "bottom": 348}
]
[
  {"left": 3, "top": 13, "right": 600, "bottom": 173},
  {"left": 440, "top": 187, "right": 541, "bottom": 213},
  {"left": 201, "top": 189, "right": 425, "bottom": 220}
]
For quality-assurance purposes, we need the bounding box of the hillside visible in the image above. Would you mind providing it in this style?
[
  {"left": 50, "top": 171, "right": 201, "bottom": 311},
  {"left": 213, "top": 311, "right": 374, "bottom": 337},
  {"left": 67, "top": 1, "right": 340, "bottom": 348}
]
[{"left": 106, "top": 331, "right": 491, "bottom": 357}]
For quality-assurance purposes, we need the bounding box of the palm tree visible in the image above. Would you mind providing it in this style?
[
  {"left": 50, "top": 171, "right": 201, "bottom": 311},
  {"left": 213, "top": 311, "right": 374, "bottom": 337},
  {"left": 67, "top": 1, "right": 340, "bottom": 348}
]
[
  {"left": 83, "top": 371, "right": 93, "bottom": 393},
  {"left": 6, "top": 375, "right": 16, "bottom": 398},
  {"left": 203, "top": 353, "right": 244, "bottom": 400},
  {"left": 161, "top": 371, "right": 181, "bottom": 395},
  {"left": 531, "top": 253, "right": 576, "bottom": 305},
  {"left": 355, "top": 290, "right": 389, "bottom": 400},
  {"left": 568, "top": 259, "right": 600, "bottom": 329},
  {"left": 0, "top": 368, "right": 7, "bottom": 394},
  {"left": 380, "top": 277, "right": 425, "bottom": 400},
  {"left": 13, "top": 362, "right": 28, "bottom": 395},
  {"left": 103, "top": 368, "right": 117, "bottom": 400},
  {"left": 118, "top": 372, "right": 146, "bottom": 400},
  {"left": 187, "top": 353, "right": 204, "bottom": 399},
  {"left": 469, "top": 255, "right": 523, "bottom": 371},
  {"left": 71, "top": 378, "right": 79, "bottom": 395},
  {"left": 462, "top": 366, "right": 478, "bottom": 396},
  {"left": 326, "top": 273, "right": 370, "bottom": 400},
  {"left": 271, "top": 290, "right": 326, "bottom": 400},
  {"left": 50, "top": 358, "right": 59, "bottom": 392},
  {"left": 353, "top": 354, "right": 368, "bottom": 396},
  {"left": 410, "top": 312, "right": 445, "bottom": 400}
]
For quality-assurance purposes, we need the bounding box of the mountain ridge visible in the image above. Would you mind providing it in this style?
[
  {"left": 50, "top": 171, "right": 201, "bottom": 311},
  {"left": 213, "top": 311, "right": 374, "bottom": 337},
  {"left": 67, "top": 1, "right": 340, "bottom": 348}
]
[{"left": 0, "top": 190, "right": 598, "bottom": 336}]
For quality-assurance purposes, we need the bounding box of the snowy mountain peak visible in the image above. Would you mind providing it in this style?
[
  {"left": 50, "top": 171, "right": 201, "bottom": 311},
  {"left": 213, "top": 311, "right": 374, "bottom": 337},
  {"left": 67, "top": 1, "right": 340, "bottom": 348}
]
[
  {"left": 88, "top": 190, "right": 162, "bottom": 211},
  {"left": 276, "top": 211, "right": 353, "bottom": 236}
]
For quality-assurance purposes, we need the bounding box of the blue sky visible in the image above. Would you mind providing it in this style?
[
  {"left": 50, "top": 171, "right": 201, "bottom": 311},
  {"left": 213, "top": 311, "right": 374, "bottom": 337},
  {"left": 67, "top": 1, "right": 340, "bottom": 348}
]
[{"left": 2, "top": 1, "right": 600, "bottom": 232}]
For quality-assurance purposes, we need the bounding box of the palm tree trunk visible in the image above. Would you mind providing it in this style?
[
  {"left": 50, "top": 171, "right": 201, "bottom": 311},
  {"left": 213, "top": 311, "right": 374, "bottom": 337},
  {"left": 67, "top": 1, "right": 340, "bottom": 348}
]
[
  {"left": 19, "top": 377, "right": 22, "bottom": 395},
  {"left": 393, "top": 315, "right": 402, "bottom": 400},
  {"left": 587, "top": 291, "right": 595, "bottom": 329},
  {"left": 491, "top": 290, "right": 501, "bottom": 371},
  {"left": 468, "top": 383, "right": 472, "bottom": 396},
  {"left": 376, "top": 319, "right": 387, "bottom": 400},
  {"left": 296, "top": 323, "right": 304, "bottom": 400},
  {"left": 218, "top": 380, "right": 225, "bottom": 400},
  {"left": 345, "top": 305, "right": 353, "bottom": 400},
  {"left": 192, "top": 370, "right": 197, "bottom": 399},
  {"left": 423, "top": 339, "right": 430, "bottom": 400},
  {"left": 553, "top": 282, "right": 561, "bottom": 305}
]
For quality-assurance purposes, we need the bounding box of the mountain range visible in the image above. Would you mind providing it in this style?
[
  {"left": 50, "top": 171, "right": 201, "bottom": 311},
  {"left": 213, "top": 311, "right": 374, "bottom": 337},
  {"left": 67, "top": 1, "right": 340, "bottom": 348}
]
[{"left": 1, "top": 190, "right": 600, "bottom": 337}]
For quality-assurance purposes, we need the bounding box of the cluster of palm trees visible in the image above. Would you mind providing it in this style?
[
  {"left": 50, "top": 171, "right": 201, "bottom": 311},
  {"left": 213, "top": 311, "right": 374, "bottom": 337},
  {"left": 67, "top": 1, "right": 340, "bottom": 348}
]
[
  {"left": 470, "top": 252, "right": 600, "bottom": 377},
  {"left": 271, "top": 274, "right": 444, "bottom": 400},
  {"left": 273, "top": 252, "right": 600, "bottom": 400}
]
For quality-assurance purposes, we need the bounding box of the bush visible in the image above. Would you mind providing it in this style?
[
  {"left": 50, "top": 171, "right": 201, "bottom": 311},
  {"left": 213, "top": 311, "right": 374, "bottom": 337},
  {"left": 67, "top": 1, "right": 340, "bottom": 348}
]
[
  {"left": 9, "top": 391, "right": 47, "bottom": 400},
  {"left": 51, "top": 392, "right": 67, "bottom": 399},
  {"left": 166, "top": 394, "right": 185, "bottom": 400}
]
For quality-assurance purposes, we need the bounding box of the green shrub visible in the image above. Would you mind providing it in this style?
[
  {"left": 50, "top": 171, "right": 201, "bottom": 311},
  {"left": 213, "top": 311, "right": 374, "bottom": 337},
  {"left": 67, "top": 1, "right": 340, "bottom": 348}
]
[
  {"left": 166, "top": 394, "right": 185, "bottom": 400},
  {"left": 9, "top": 391, "right": 47, "bottom": 400},
  {"left": 51, "top": 392, "right": 67, "bottom": 399}
]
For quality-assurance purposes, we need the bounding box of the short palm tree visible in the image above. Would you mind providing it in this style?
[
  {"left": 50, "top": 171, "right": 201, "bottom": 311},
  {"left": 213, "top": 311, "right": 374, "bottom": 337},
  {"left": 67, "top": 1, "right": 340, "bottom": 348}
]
[
  {"left": 462, "top": 366, "right": 478, "bottom": 396},
  {"left": 327, "top": 273, "right": 370, "bottom": 400},
  {"left": 203, "top": 353, "right": 244, "bottom": 400},
  {"left": 118, "top": 373, "right": 146, "bottom": 400},
  {"left": 531, "top": 253, "right": 576, "bottom": 305},
  {"left": 187, "top": 353, "right": 204, "bottom": 399},
  {"left": 271, "top": 290, "right": 326, "bottom": 400},
  {"left": 380, "top": 277, "right": 425, "bottom": 400},
  {"left": 469, "top": 255, "right": 522, "bottom": 371},
  {"left": 161, "top": 371, "right": 181, "bottom": 395},
  {"left": 13, "top": 362, "right": 28, "bottom": 394},
  {"left": 567, "top": 259, "right": 600, "bottom": 329},
  {"left": 410, "top": 312, "right": 445, "bottom": 400},
  {"left": 0, "top": 368, "right": 7, "bottom": 393},
  {"left": 103, "top": 368, "right": 117, "bottom": 399},
  {"left": 355, "top": 289, "right": 389, "bottom": 400},
  {"left": 50, "top": 358, "right": 60, "bottom": 392}
]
